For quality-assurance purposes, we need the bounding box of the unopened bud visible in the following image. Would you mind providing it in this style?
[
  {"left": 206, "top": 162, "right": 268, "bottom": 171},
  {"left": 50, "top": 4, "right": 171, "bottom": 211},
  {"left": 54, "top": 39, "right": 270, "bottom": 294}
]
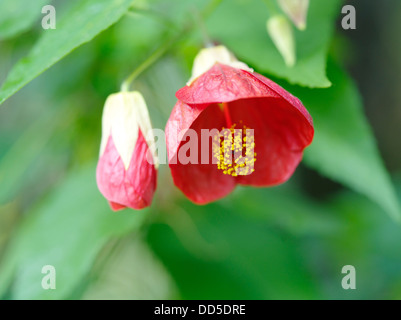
[
  {"left": 278, "top": 0, "right": 309, "bottom": 30},
  {"left": 188, "top": 45, "right": 253, "bottom": 85},
  {"left": 266, "top": 15, "right": 296, "bottom": 67},
  {"left": 97, "top": 91, "right": 158, "bottom": 211},
  {"left": 99, "top": 91, "right": 158, "bottom": 169}
]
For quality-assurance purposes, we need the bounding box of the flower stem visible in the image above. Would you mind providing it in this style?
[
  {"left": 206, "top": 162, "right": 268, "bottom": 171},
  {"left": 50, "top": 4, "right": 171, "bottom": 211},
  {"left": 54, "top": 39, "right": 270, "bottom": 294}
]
[
  {"left": 121, "top": 39, "right": 174, "bottom": 92},
  {"left": 202, "top": 0, "right": 224, "bottom": 18},
  {"left": 191, "top": 7, "right": 213, "bottom": 48},
  {"left": 121, "top": 0, "right": 225, "bottom": 92},
  {"left": 126, "top": 7, "right": 178, "bottom": 31}
]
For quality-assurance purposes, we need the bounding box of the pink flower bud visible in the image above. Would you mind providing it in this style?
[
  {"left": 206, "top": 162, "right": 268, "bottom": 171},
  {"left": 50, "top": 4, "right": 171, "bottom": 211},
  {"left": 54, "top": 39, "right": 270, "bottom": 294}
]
[{"left": 96, "top": 92, "right": 158, "bottom": 211}]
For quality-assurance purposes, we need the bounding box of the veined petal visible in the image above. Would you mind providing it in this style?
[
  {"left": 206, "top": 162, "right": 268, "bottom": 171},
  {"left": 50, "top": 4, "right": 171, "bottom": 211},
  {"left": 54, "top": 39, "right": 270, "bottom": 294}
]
[
  {"left": 227, "top": 97, "right": 313, "bottom": 186},
  {"left": 166, "top": 102, "right": 235, "bottom": 204},
  {"left": 165, "top": 100, "right": 209, "bottom": 163},
  {"left": 97, "top": 130, "right": 157, "bottom": 211},
  {"left": 249, "top": 71, "right": 313, "bottom": 126},
  {"left": 177, "top": 64, "right": 280, "bottom": 106},
  {"left": 188, "top": 45, "right": 253, "bottom": 85}
]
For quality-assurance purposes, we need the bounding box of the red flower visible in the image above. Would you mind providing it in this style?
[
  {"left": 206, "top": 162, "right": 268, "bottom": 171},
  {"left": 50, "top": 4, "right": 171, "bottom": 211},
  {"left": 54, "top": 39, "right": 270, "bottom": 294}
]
[
  {"left": 96, "top": 92, "right": 157, "bottom": 211},
  {"left": 166, "top": 46, "right": 314, "bottom": 204}
]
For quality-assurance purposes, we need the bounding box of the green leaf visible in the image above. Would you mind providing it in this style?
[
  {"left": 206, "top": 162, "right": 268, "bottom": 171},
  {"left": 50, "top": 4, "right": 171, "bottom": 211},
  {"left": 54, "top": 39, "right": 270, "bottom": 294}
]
[
  {"left": 0, "top": 0, "right": 134, "bottom": 105},
  {"left": 291, "top": 61, "right": 401, "bottom": 220},
  {"left": 0, "top": 108, "right": 63, "bottom": 204},
  {"left": 306, "top": 188, "right": 401, "bottom": 299},
  {"left": 82, "top": 237, "right": 177, "bottom": 300},
  {"left": 0, "top": 0, "right": 50, "bottom": 40},
  {"left": 207, "top": 0, "right": 341, "bottom": 88},
  {"left": 148, "top": 196, "right": 320, "bottom": 299},
  {"left": 0, "top": 165, "right": 148, "bottom": 299},
  {"left": 222, "top": 187, "right": 344, "bottom": 236}
]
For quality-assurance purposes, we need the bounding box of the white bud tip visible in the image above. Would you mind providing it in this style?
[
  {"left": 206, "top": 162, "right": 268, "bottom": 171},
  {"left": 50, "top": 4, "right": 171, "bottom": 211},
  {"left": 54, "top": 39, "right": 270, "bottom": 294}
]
[
  {"left": 188, "top": 45, "right": 253, "bottom": 85},
  {"left": 99, "top": 91, "right": 158, "bottom": 170},
  {"left": 278, "top": 0, "right": 309, "bottom": 31},
  {"left": 266, "top": 15, "right": 296, "bottom": 67}
]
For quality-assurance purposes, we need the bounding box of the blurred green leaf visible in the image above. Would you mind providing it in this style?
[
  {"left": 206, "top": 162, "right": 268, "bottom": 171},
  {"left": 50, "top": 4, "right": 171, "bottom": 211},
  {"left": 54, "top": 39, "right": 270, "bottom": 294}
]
[
  {"left": 207, "top": 0, "right": 341, "bottom": 88},
  {"left": 82, "top": 237, "right": 176, "bottom": 300},
  {"left": 0, "top": 203, "right": 19, "bottom": 257},
  {"left": 148, "top": 177, "right": 401, "bottom": 300},
  {"left": 222, "top": 187, "right": 343, "bottom": 236},
  {"left": 0, "top": 0, "right": 134, "bottom": 105},
  {"left": 0, "top": 108, "right": 66, "bottom": 205},
  {"left": 0, "top": 165, "right": 148, "bottom": 299},
  {"left": 148, "top": 195, "right": 321, "bottom": 299},
  {"left": 307, "top": 188, "right": 401, "bottom": 299},
  {"left": 291, "top": 61, "right": 401, "bottom": 220},
  {"left": 0, "top": 0, "right": 50, "bottom": 40}
]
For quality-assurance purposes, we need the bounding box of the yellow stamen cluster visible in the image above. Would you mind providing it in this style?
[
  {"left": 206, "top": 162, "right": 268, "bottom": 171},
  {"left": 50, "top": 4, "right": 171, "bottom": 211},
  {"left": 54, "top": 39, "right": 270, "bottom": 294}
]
[{"left": 212, "top": 124, "right": 257, "bottom": 177}]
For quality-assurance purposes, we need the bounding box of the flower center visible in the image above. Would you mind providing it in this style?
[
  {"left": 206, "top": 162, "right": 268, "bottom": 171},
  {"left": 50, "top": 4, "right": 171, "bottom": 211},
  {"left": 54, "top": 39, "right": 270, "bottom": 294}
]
[{"left": 212, "top": 123, "right": 257, "bottom": 177}]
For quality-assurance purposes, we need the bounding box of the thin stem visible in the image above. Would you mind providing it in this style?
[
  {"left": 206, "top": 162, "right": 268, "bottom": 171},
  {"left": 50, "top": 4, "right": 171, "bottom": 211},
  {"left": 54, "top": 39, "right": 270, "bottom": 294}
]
[
  {"left": 121, "top": 39, "right": 174, "bottom": 91},
  {"left": 126, "top": 7, "right": 178, "bottom": 31},
  {"left": 202, "top": 0, "right": 224, "bottom": 18},
  {"left": 121, "top": 0, "right": 225, "bottom": 92},
  {"left": 158, "top": 204, "right": 221, "bottom": 260},
  {"left": 191, "top": 7, "right": 213, "bottom": 48}
]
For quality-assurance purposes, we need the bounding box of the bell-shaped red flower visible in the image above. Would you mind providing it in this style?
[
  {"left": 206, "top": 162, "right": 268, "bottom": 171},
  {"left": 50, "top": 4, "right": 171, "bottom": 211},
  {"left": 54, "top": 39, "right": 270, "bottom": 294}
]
[
  {"left": 166, "top": 46, "right": 314, "bottom": 204},
  {"left": 96, "top": 91, "right": 158, "bottom": 211}
]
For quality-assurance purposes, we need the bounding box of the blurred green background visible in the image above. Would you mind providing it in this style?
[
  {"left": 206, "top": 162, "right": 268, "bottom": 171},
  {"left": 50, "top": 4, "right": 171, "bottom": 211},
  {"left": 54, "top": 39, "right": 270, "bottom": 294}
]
[{"left": 1, "top": 0, "right": 401, "bottom": 300}]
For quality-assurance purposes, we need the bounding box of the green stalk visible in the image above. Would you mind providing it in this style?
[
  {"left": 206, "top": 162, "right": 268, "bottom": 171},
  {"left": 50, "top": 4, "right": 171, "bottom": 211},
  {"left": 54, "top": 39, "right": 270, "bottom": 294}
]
[{"left": 121, "top": 0, "right": 225, "bottom": 92}]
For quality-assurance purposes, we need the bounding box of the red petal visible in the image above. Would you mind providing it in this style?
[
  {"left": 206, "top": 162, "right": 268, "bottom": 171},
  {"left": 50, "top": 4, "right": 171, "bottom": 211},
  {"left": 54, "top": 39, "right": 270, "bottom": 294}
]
[
  {"left": 176, "top": 63, "right": 281, "bottom": 105},
  {"left": 109, "top": 201, "right": 126, "bottom": 211},
  {"left": 165, "top": 100, "right": 208, "bottom": 163},
  {"left": 169, "top": 63, "right": 314, "bottom": 203},
  {"left": 96, "top": 129, "right": 157, "bottom": 210},
  {"left": 227, "top": 97, "right": 314, "bottom": 186},
  {"left": 166, "top": 101, "right": 236, "bottom": 204},
  {"left": 249, "top": 71, "right": 313, "bottom": 127}
]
